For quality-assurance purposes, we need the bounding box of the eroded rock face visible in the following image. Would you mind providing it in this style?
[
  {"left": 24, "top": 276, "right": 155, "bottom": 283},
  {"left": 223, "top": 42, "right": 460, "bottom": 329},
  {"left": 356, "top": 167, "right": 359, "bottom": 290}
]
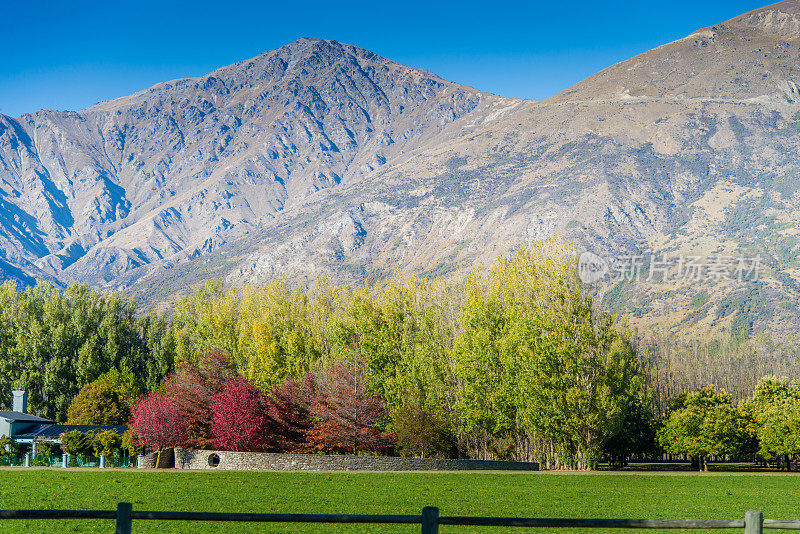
[
  {"left": 0, "top": 38, "right": 492, "bottom": 287},
  {"left": 3, "top": 3, "right": 800, "bottom": 336}
]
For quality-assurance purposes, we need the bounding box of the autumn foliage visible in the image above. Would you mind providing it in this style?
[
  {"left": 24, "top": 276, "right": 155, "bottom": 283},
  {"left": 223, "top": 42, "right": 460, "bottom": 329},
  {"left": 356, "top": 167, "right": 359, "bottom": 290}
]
[
  {"left": 163, "top": 349, "right": 238, "bottom": 447},
  {"left": 129, "top": 390, "right": 188, "bottom": 451},
  {"left": 126, "top": 350, "right": 396, "bottom": 456},
  {"left": 210, "top": 377, "right": 273, "bottom": 451},
  {"left": 306, "top": 362, "right": 394, "bottom": 454},
  {"left": 266, "top": 375, "right": 316, "bottom": 452}
]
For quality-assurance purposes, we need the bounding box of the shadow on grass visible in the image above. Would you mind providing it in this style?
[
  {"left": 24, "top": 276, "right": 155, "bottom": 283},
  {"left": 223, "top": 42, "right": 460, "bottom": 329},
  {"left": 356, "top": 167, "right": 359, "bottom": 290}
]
[{"left": 599, "top": 462, "right": 792, "bottom": 473}]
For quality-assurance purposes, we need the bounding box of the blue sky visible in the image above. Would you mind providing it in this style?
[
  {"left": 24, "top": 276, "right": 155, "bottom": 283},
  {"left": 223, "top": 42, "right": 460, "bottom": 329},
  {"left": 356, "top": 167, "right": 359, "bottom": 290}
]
[{"left": 0, "top": 0, "right": 766, "bottom": 117}]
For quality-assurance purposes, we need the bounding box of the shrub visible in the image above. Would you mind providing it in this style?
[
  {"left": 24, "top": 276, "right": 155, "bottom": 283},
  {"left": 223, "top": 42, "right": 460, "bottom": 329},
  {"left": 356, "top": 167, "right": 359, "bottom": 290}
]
[
  {"left": 93, "top": 430, "right": 122, "bottom": 457},
  {"left": 0, "top": 435, "right": 23, "bottom": 457},
  {"left": 60, "top": 431, "right": 93, "bottom": 456},
  {"left": 121, "top": 430, "right": 144, "bottom": 456},
  {"left": 35, "top": 442, "right": 56, "bottom": 457}
]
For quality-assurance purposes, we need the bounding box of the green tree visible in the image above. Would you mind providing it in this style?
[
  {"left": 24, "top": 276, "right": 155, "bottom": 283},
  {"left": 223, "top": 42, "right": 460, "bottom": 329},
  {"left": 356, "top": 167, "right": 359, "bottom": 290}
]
[
  {"left": 0, "top": 281, "right": 174, "bottom": 421},
  {"left": 603, "top": 399, "right": 656, "bottom": 468},
  {"left": 743, "top": 376, "right": 800, "bottom": 469},
  {"left": 657, "top": 386, "right": 742, "bottom": 470},
  {"left": 172, "top": 280, "right": 239, "bottom": 367},
  {"left": 454, "top": 239, "right": 644, "bottom": 469},
  {"left": 66, "top": 379, "right": 129, "bottom": 425},
  {"left": 237, "top": 281, "right": 322, "bottom": 391},
  {"left": 92, "top": 430, "right": 122, "bottom": 457}
]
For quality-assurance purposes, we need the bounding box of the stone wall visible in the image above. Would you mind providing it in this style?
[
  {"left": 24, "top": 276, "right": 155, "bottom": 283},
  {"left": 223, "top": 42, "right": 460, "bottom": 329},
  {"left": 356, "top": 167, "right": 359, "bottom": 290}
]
[
  {"left": 173, "top": 448, "right": 539, "bottom": 471},
  {"left": 138, "top": 448, "right": 175, "bottom": 469}
]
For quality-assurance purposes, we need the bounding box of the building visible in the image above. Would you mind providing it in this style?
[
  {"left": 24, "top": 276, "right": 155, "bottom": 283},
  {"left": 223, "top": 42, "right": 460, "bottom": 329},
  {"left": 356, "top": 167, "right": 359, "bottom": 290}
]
[
  {"left": 0, "top": 391, "right": 53, "bottom": 438},
  {"left": 1, "top": 390, "right": 127, "bottom": 454}
]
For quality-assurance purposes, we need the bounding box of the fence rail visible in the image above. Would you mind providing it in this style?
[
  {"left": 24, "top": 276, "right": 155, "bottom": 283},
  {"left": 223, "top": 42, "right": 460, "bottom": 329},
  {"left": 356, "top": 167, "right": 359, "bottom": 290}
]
[{"left": 0, "top": 504, "right": 792, "bottom": 533}]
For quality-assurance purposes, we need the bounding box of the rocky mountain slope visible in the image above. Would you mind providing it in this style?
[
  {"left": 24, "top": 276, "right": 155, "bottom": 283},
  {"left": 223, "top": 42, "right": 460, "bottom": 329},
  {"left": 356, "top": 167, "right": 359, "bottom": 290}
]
[
  {"left": 2, "top": 2, "right": 800, "bottom": 336},
  {"left": 0, "top": 38, "right": 509, "bottom": 287}
]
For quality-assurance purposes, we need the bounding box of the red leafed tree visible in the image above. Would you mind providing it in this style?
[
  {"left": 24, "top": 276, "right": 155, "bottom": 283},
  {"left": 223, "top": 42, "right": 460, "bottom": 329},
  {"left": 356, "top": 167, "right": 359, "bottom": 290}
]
[
  {"left": 266, "top": 374, "right": 316, "bottom": 452},
  {"left": 165, "top": 349, "right": 238, "bottom": 448},
  {"left": 210, "top": 377, "right": 273, "bottom": 452},
  {"left": 129, "top": 390, "right": 188, "bottom": 462},
  {"left": 306, "top": 362, "right": 394, "bottom": 454}
]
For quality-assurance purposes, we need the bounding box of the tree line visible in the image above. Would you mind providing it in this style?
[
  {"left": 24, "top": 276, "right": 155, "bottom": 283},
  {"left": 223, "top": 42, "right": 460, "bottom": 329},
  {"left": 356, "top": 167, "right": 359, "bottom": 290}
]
[
  {"left": 0, "top": 282, "right": 173, "bottom": 421},
  {"left": 3, "top": 237, "right": 800, "bottom": 470},
  {"left": 156, "top": 239, "right": 641, "bottom": 469},
  {"left": 657, "top": 376, "right": 800, "bottom": 471}
]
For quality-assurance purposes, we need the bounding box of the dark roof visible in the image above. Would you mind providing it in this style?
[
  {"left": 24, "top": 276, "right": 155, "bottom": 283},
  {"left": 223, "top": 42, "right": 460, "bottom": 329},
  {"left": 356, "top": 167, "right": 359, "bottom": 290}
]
[
  {"left": 0, "top": 410, "right": 53, "bottom": 423},
  {"left": 13, "top": 424, "right": 128, "bottom": 440}
]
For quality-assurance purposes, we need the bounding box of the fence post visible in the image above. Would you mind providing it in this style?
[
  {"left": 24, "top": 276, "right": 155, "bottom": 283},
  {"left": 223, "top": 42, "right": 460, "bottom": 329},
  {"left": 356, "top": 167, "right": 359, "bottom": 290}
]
[
  {"left": 745, "top": 510, "right": 763, "bottom": 534},
  {"left": 116, "top": 502, "right": 133, "bottom": 534},
  {"left": 421, "top": 506, "right": 439, "bottom": 534}
]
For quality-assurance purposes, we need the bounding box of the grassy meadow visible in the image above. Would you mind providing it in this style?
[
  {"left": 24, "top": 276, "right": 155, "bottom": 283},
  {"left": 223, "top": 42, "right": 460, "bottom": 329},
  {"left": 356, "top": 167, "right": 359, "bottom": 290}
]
[{"left": 1, "top": 469, "right": 800, "bottom": 533}]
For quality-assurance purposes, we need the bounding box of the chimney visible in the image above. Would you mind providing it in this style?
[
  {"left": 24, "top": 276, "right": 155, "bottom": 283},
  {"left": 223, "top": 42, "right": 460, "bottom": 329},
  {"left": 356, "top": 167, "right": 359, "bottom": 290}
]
[{"left": 12, "top": 390, "right": 27, "bottom": 413}]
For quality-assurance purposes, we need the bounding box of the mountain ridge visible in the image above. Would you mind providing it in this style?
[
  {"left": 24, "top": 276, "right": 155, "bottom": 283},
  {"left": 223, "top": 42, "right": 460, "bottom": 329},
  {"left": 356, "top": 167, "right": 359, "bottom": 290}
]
[
  {"left": 2, "top": 3, "right": 800, "bottom": 336},
  {"left": 0, "top": 37, "right": 509, "bottom": 288}
]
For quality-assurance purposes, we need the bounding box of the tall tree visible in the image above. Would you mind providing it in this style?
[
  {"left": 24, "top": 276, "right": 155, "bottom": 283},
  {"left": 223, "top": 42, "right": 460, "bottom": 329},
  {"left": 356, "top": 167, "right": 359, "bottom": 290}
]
[
  {"left": 129, "top": 390, "right": 189, "bottom": 465},
  {"left": 0, "top": 281, "right": 174, "bottom": 421},
  {"left": 743, "top": 376, "right": 800, "bottom": 469},
  {"left": 172, "top": 280, "right": 239, "bottom": 367},
  {"left": 454, "top": 239, "right": 643, "bottom": 468},
  {"left": 306, "top": 362, "right": 394, "bottom": 454}
]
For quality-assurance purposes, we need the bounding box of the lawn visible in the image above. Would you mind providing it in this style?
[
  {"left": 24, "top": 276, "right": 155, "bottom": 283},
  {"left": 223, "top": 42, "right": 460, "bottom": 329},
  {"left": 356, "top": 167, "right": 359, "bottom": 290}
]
[{"left": 1, "top": 469, "right": 799, "bottom": 533}]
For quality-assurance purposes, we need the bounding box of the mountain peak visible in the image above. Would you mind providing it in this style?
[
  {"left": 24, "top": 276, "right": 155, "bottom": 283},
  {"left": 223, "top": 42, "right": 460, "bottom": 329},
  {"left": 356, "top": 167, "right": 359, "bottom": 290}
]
[
  {"left": 240, "top": 37, "right": 441, "bottom": 81},
  {"left": 0, "top": 34, "right": 493, "bottom": 291},
  {"left": 269, "top": 37, "right": 370, "bottom": 62}
]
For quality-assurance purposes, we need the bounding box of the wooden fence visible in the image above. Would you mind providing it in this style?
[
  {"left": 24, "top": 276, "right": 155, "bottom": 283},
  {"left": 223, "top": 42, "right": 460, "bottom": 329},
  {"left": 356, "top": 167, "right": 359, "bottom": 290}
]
[{"left": 0, "top": 505, "right": 796, "bottom": 533}]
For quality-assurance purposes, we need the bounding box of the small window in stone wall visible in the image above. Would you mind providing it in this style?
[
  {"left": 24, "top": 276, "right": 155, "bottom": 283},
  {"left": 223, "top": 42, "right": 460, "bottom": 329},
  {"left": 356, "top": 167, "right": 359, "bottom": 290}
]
[{"left": 208, "top": 453, "right": 221, "bottom": 468}]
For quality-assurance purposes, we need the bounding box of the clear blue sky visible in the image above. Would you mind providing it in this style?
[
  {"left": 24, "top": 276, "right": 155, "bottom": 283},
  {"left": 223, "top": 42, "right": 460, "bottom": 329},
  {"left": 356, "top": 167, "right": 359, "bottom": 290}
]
[{"left": 0, "top": 0, "right": 767, "bottom": 117}]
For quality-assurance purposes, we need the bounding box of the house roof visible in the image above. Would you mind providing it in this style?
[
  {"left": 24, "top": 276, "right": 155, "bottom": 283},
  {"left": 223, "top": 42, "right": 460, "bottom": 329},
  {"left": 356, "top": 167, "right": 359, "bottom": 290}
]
[
  {"left": 13, "top": 424, "right": 128, "bottom": 440},
  {"left": 0, "top": 410, "right": 53, "bottom": 423}
]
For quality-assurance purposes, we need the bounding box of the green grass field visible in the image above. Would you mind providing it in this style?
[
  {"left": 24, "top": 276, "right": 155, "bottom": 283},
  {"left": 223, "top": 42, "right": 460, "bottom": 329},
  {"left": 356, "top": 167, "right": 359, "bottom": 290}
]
[{"left": 1, "top": 469, "right": 800, "bottom": 533}]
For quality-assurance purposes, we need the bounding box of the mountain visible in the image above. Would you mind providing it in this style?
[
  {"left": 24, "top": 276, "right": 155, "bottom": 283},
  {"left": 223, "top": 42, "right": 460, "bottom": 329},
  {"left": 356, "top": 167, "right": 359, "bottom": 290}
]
[
  {"left": 2, "top": 2, "right": 800, "bottom": 336},
  {"left": 0, "top": 38, "right": 510, "bottom": 287}
]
